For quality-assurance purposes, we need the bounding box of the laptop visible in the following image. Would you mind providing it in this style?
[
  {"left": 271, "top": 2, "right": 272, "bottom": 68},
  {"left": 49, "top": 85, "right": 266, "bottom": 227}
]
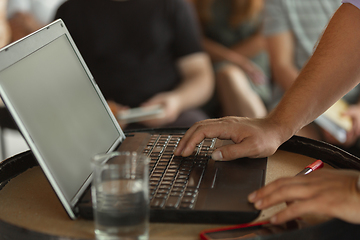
[{"left": 0, "top": 19, "right": 267, "bottom": 224}]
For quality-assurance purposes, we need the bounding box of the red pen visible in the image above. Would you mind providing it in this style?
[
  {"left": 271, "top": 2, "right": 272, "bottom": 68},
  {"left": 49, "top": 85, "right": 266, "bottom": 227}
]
[{"left": 296, "top": 159, "right": 324, "bottom": 176}]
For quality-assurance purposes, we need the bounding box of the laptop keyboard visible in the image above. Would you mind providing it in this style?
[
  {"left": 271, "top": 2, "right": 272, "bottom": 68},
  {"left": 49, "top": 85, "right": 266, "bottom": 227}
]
[{"left": 143, "top": 134, "right": 215, "bottom": 210}]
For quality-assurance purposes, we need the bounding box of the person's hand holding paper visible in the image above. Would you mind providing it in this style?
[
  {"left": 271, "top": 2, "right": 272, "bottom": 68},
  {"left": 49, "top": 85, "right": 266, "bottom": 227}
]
[
  {"left": 316, "top": 99, "right": 360, "bottom": 147},
  {"left": 342, "top": 103, "right": 360, "bottom": 145},
  {"left": 138, "top": 92, "right": 179, "bottom": 128},
  {"left": 108, "top": 100, "right": 164, "bottom": 128}
]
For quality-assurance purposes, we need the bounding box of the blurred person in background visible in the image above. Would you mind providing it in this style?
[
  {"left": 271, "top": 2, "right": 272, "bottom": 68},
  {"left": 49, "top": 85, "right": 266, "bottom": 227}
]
[
  {"left": 0, "top": 0, "right": 11, "bottom": 47},
  {"left": 7, "top": 0, "right": 66, "bottom": 41},
  {"left": 264, "top": 0, "right": 360, "bottom": 156},
  {"left": 55, "top": 0, "right": 214, "bottom": 129},
  {"left": 175, "top": 1, "right": 360, "bottom": 225},
  {"left": 193, "top": 0, "right": 272, "bottom": 118}
]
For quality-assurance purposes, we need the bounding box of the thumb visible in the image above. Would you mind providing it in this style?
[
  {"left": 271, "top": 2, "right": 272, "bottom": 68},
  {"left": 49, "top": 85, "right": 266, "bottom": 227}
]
[
  {"left": 211, "top": 144, "right": 248, "bottom": 161},
  {"left": 211, "top": 138, "right": 277, "bottom": 160}
]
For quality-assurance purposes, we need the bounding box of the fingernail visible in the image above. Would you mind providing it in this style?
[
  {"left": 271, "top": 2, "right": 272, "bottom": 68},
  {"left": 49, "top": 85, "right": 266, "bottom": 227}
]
[
  {"left": 254, "top": 200, "right": 262, "bottom": 209},
  {"left": 248, "top": 192, "right": 257, "bottom": 202},
  {"left": 211, "top": 151, "right": 223, "bottom": 160}
]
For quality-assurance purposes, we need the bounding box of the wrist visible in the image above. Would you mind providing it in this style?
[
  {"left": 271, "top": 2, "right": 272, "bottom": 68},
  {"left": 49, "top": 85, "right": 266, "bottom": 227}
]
[{"left": 266, "top": 111, "right": 299, "bottom": 145}]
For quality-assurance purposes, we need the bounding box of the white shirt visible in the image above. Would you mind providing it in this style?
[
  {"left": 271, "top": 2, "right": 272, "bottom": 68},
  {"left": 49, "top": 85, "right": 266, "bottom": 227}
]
[
  {"left": 7, "top": 0, "right": 66, "bottom": 24},
  {"left": 342, "top": 0, "right": 360, "bottom": 9}
]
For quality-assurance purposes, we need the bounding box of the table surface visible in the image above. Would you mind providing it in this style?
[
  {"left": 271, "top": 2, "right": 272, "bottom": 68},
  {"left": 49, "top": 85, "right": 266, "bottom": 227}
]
[{"left": 0, "top": 150, "right": 333, "bottom": 240}]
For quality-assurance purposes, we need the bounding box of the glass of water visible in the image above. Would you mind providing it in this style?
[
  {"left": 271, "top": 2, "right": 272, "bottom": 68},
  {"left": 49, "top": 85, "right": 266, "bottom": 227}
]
[{"left": 91, "top": 151, "right": 150, "bottom": 240}]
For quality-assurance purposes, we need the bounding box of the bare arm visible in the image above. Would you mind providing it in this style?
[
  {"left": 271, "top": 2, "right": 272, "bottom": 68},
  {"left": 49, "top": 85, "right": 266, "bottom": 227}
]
[
  {"left": 231, "top": 30, "right": 267, "bottom": 59},
  {"left": 140, "top": 52, "right": 214, "bottom": 127},
  {"left": 267, "top": 30, "right": 299, "bottom": 91},
  {"left": 175, "top": 3, "right": 360, "bottom": 160},
  {"left": 172, "top": 52, "right": 214, "bottom": 112},
  {"left": 203, "top": 37, "right": 246, "bottom": 64},
  {"left": 203, "top": 31, "right": 266, "bottom": 64},
  {"left": 270, "top": 3, "right": 360, "bottom": 138},
  {"left": 203, "top": 37, "right": 267, "bottom": 84}
]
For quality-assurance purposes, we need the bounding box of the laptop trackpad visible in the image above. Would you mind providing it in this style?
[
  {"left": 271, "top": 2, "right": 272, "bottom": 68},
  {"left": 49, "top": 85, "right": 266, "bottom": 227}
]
[
  {"left": 197, "top": 159, "right": 266, "bottom": 211},
  {"left": 213, "top": 163, "right": 265, "bottom": 190},
  {"left": 200, "top": 158, "right": 266, "bottom": 189}
]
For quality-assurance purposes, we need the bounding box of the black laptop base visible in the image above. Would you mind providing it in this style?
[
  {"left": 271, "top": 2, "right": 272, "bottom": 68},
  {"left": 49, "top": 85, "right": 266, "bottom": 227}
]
[{"left": 78, "top": 128, "right": 267, "bottom": 224}]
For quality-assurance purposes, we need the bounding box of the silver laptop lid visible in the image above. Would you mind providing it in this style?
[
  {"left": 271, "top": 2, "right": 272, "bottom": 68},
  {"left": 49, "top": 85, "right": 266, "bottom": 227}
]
[{"left": 0, "top": 19, "right": 125, "bottom": 219}]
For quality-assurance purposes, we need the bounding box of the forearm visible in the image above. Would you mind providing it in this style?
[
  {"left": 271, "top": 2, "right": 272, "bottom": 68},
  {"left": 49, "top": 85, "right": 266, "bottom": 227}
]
[
  {"left": 266, "top": 31, "right": 298, "bottom": 91},
  {"left": 203, "top": 38, "right": 245, "bottom": 65},
  {"left": 173, "top": 53, "right": 214, "bottom": 112},
  {"left": 269, "top": 3, "right": 360, "bottom": 140},
  {"left": 231, "top": 32, "right": 267, "bottom": 59},
  {"left": 272, "top": 64, "right": 299, "bottom": 91}
]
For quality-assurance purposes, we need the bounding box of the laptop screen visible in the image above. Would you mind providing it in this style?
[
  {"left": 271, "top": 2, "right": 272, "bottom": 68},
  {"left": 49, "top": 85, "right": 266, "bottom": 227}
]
[{"left": 0, "top": 20, "right": 124, "bottom": 219}]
